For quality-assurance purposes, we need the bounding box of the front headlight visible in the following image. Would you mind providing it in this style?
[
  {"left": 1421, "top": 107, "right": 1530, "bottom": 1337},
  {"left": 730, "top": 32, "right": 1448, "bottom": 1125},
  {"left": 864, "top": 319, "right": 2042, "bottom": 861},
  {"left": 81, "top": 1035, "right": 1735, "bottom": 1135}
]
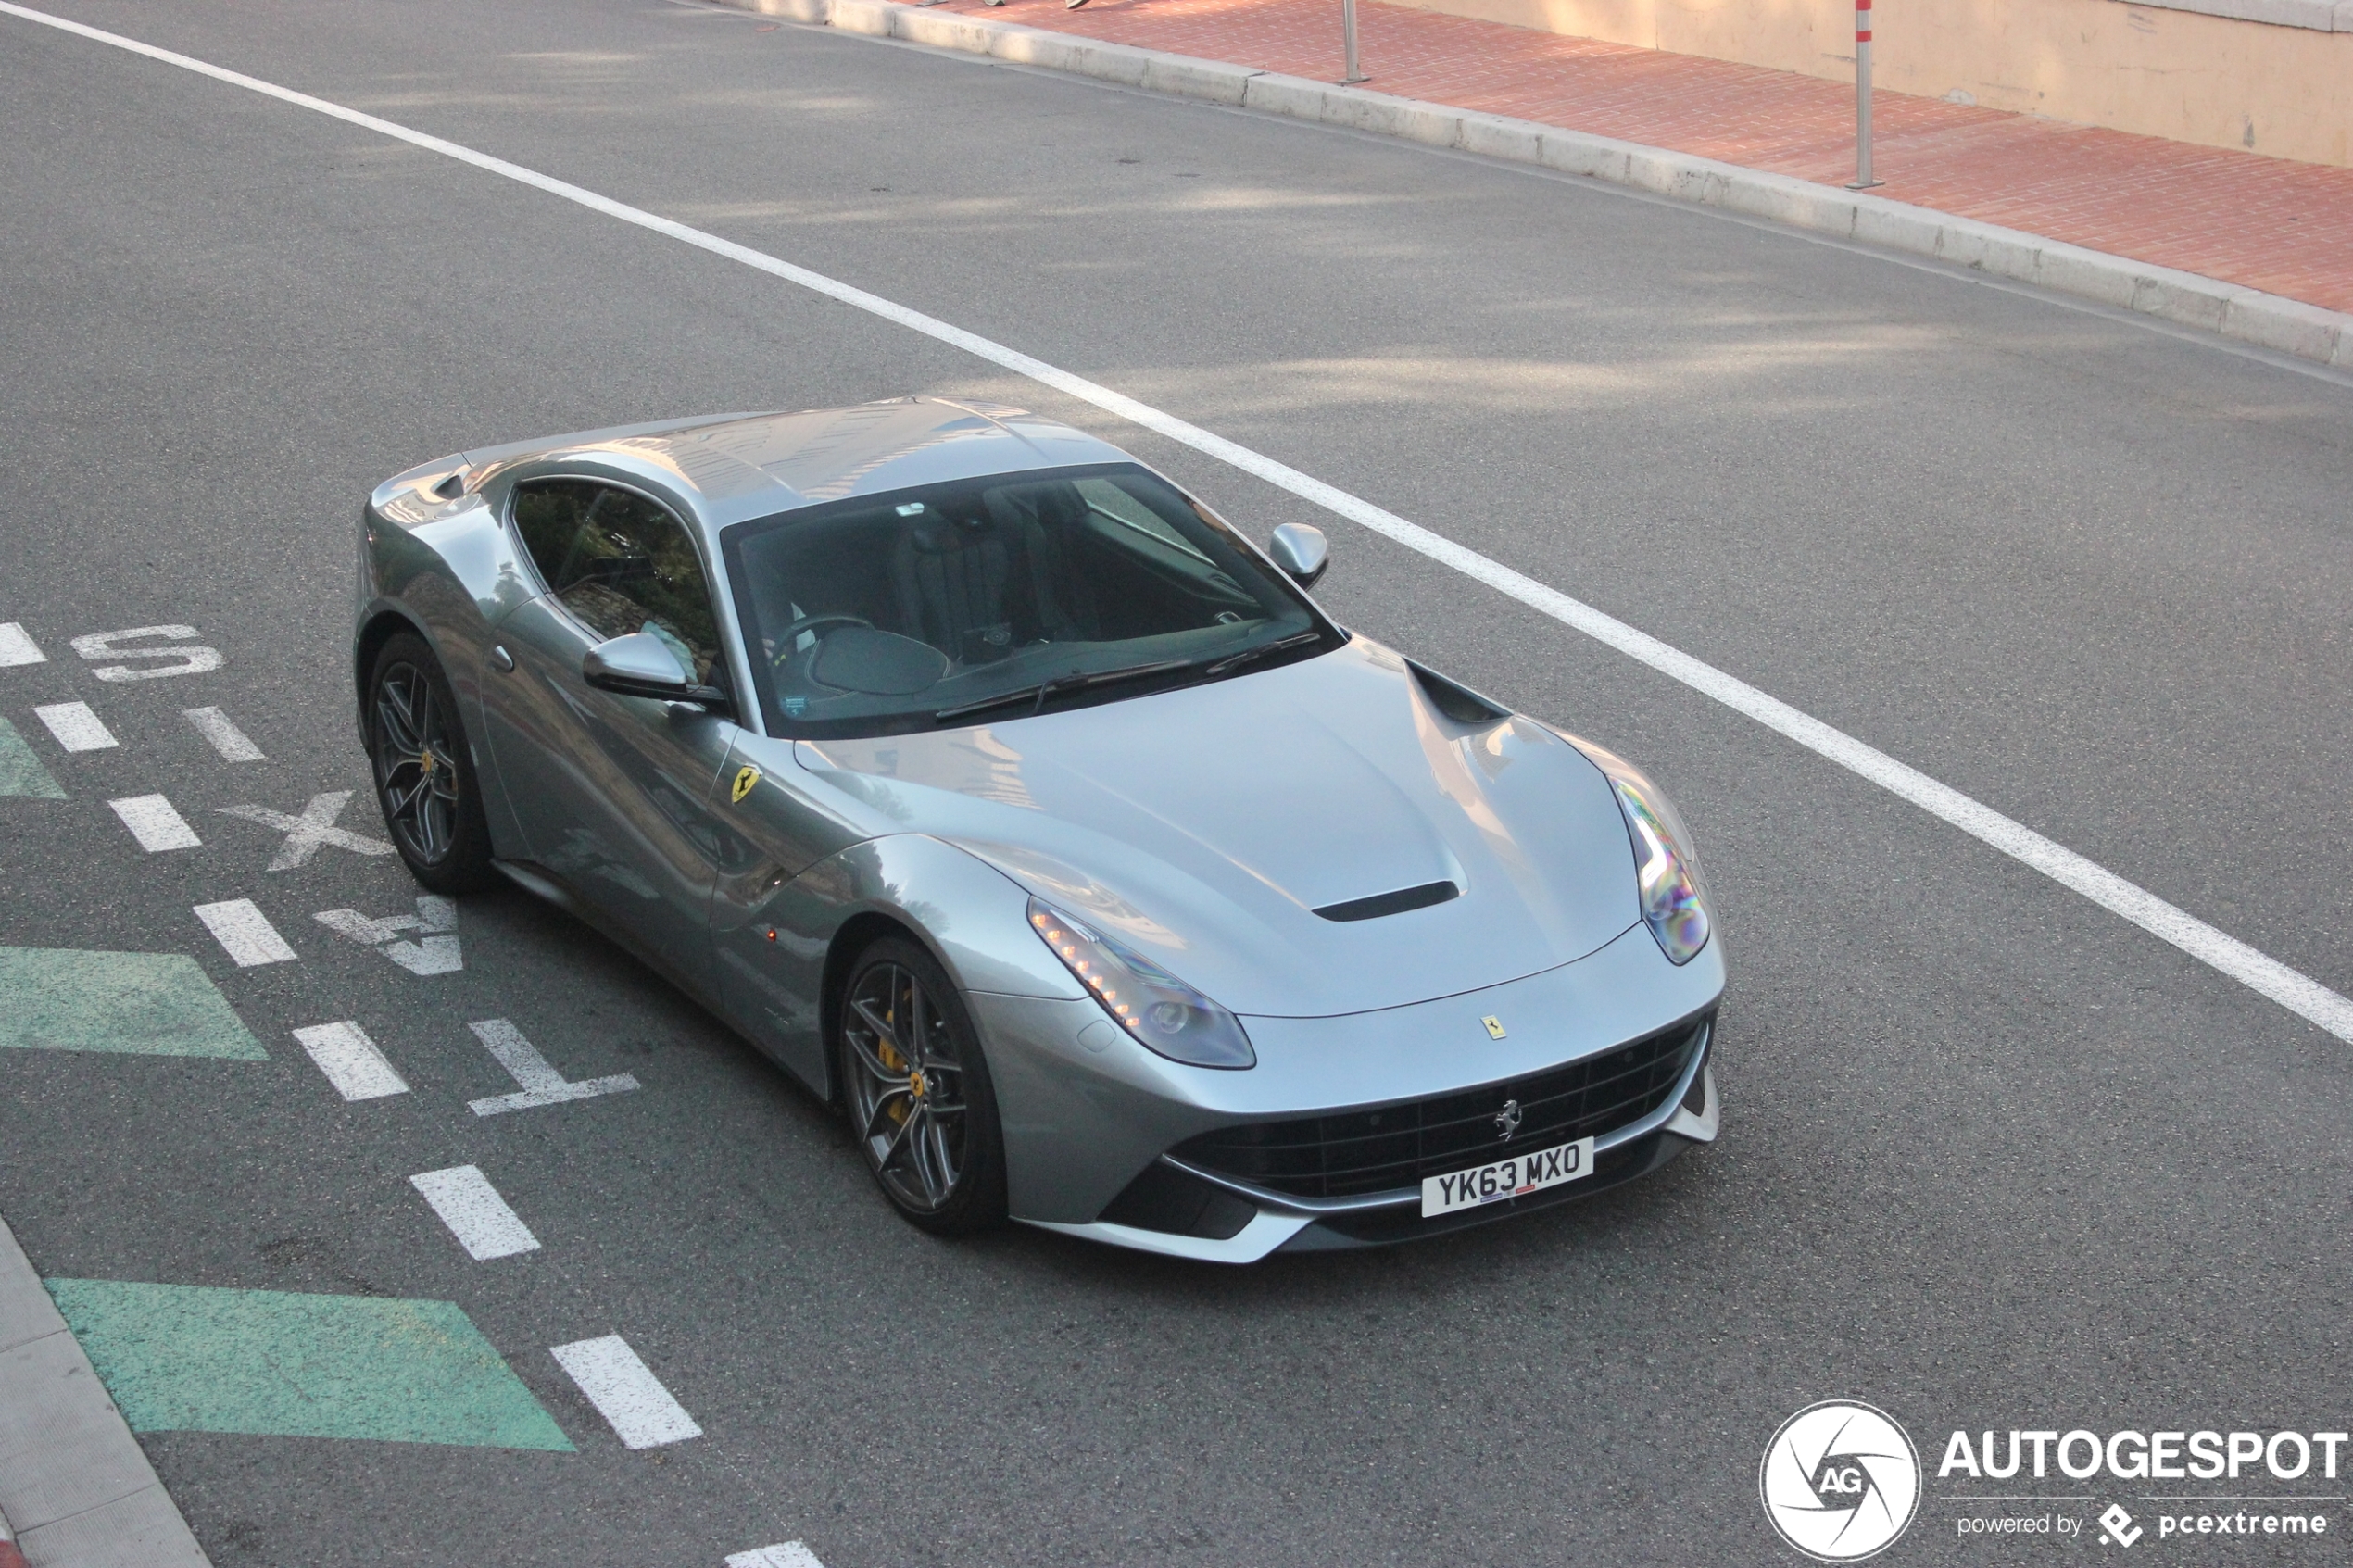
[
  {"left": 1026, "top": 897, "right": 1256, "bottom": 1069},
  {"left": 1569, "top": 742, "right": 1711, "bottom": 965}
]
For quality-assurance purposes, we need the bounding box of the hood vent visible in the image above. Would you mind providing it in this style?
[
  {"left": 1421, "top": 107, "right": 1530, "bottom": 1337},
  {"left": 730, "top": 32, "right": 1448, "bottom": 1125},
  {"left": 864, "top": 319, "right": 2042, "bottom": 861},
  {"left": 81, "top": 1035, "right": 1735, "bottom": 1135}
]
[
  {"left": 1406, "top": 659, "right": 1509, "bottom": 723},
  {"left": 1314, "top": 880, "right": 1460, "bottom": 922}
]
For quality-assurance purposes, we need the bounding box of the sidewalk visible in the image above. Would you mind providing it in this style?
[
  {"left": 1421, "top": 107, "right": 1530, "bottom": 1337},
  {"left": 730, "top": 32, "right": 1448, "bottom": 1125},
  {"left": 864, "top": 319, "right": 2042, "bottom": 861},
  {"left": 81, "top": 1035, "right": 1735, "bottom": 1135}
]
[{"left": 908, "top": 0, "right": 2353, "bottom": 318}]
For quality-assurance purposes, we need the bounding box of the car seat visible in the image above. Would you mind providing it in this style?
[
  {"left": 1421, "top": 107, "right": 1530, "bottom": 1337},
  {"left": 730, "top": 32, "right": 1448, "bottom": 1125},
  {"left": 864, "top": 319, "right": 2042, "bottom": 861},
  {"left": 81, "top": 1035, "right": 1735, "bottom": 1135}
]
[{"left": 891, "top": 511, "right": 1017, "bottom": 666}]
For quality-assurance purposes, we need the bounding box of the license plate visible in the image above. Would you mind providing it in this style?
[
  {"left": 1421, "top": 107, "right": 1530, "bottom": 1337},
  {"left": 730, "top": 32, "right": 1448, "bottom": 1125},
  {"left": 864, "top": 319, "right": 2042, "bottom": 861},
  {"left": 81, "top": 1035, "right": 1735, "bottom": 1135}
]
[{"left": 1420, "top": 1136, "right": 1596, "bottom": 1218}]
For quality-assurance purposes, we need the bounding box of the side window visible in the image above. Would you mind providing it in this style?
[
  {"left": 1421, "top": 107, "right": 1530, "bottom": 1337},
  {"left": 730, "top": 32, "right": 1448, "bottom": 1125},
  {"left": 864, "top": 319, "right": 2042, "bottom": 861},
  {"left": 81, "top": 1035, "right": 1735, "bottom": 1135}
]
[{"left": 513, "top": 480, "right": 724, "bottom": 684}]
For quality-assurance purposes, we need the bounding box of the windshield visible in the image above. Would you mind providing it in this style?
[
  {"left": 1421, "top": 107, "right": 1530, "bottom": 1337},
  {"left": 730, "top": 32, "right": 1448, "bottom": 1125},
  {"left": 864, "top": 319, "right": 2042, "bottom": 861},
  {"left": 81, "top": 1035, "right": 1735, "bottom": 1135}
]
[{"left": 722, "top": 464, "right": 1339, "bottom": 737}]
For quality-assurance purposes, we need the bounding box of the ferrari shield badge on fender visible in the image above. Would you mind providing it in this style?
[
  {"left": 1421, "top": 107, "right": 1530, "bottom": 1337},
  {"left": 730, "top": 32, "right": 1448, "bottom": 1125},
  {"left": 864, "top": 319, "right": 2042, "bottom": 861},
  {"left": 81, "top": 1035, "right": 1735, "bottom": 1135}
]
[
  {"left": 731, "top": 764, "right": 760, "bottom": 805},
  {"left": 1481, "top": 1015, "right": 1506, "bottom": 1039}
]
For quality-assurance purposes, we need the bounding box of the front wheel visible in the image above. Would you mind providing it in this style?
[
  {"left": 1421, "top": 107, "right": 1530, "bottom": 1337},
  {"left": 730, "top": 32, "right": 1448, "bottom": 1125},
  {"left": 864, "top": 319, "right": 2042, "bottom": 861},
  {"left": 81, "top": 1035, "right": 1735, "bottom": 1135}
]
[
  {"left": 368, "top": 632, "right": 497, "bottom": 895},
  {"left": 837, "top": 936, "right": 1008, "bottom": 1235}
]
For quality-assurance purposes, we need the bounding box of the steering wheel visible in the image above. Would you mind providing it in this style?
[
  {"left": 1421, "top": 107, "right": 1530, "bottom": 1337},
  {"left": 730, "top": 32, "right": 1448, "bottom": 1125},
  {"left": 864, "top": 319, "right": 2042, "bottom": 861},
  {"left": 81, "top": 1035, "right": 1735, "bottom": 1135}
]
[{"left": 771, "top": 614, "right": 872, "bottom": 668}]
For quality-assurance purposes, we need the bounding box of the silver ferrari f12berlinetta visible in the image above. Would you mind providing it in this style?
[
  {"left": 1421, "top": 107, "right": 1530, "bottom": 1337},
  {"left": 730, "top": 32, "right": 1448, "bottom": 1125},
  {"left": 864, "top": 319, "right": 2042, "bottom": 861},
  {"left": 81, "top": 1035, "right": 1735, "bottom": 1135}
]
[{"left": 355, "top": 397, "right": 1723, "bottom": 1261}]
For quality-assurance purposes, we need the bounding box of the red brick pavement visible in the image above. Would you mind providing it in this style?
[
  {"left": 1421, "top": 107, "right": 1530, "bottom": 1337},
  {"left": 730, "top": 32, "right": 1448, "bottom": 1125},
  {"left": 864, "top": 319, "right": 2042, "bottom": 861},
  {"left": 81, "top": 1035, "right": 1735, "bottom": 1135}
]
[{"left": 924, "top": 0, "right": 2353, "bottom": 314}]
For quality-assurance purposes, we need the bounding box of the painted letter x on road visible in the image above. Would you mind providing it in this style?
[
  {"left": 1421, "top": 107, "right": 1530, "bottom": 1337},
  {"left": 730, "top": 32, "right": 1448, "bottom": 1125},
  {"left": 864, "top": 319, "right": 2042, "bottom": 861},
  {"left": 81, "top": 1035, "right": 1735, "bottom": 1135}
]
[{"left": 219, "top": 790, "right": 393, "bottom": 871}]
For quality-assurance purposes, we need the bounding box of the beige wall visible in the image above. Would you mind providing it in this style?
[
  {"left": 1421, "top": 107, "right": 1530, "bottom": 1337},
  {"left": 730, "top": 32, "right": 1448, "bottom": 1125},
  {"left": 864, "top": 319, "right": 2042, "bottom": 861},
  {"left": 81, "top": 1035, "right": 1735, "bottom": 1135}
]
[{"left": 1388, "top": 0, "right": 2353, "bottom": 168}]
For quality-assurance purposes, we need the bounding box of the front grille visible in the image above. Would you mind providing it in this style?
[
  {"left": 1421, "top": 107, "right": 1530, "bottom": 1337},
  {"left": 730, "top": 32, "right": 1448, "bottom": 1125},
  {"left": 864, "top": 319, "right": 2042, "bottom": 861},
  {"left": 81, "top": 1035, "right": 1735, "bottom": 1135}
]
[{"left": 1172, "top": 1013, "right": 1709, "bottom": 1201}]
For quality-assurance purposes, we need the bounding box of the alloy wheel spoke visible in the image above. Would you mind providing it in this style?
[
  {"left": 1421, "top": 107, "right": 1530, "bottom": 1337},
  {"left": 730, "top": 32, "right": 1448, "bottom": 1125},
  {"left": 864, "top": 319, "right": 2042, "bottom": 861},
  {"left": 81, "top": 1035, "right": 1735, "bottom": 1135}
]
[
  {"left": 922, "top": 1114, "right": 958, "bottom": 1201},
  {"left": 876, "top": 1100, "right": 920, "bottom": 1168},
  {"left": 418, "top": 796, "right": 448, "bottom": 856},
  {"left": 907, "top": 983, "right": 932, "bottom": 1069},
  {"left": 849, "top": 996, "right": 902, "bottom": 1056},
  {"left": 861, "top": 1084, "right": 913, "bottom": 1142},
  {"left": 385, "top": 775, "right": 431, "bottom": 821},
  {"left": 845, "top": 1025, "right": 907, "bottom": 1089},
  {"left": 379, "top": 677, "right": 421, "bottom": 752},
  {"left": 901, "top": 1106, "right": 940, "bottom": 1204}
]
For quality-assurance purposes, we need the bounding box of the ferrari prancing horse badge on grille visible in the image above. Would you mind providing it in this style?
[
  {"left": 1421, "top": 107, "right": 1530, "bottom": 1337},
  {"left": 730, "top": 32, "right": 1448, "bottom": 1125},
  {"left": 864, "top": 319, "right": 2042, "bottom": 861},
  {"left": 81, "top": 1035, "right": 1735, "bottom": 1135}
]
[{"left": 731, "top": 765, "right": 760, "bottom": 804}]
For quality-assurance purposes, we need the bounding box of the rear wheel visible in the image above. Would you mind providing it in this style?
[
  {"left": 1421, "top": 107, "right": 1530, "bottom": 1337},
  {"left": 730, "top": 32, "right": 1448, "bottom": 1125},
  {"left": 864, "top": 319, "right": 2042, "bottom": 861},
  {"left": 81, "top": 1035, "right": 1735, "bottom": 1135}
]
[
  {"left": 837, "top": 936, "right": 1008, "bottom": 1235},
  {"left": 368, "top": 632, "right": 496, "bottom": 895}
]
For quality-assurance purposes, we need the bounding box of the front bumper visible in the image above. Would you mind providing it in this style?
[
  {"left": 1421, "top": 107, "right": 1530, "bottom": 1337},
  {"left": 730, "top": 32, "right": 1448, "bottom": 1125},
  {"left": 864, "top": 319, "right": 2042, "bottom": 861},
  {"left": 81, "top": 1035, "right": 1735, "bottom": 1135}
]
[
  {"left": 1035, "top": 1052, "right": 1718, "bottom": 1262},
  {"left": 970, "top": 921, "right": 1725, "bottom": 1261}
]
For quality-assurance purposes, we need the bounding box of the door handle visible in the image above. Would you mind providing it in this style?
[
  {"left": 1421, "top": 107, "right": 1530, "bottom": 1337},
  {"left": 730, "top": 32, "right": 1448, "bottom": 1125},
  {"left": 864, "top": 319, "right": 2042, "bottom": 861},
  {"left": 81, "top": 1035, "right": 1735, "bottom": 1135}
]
[{"left": 488, "top": 645, "right": 516, "bottom": 672}]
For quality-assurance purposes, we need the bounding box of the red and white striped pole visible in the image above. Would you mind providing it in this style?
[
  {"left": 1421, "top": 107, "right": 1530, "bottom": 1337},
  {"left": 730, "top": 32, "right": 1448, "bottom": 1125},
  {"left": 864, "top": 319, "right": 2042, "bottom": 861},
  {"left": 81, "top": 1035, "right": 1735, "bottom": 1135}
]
[{"left": 1847, "top": 0, "right": 1882, "bottom": 189}]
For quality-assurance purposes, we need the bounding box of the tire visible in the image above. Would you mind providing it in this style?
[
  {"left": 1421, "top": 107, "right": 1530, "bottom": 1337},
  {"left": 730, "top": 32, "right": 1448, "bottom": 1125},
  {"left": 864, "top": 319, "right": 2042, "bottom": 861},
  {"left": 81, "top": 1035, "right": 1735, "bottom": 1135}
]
[
  {"left": 836, "top": 935, "right": 1009, "bottom": 1235},
  {"left": 367, "top": 631, "right": 497, "bottom": 896}
]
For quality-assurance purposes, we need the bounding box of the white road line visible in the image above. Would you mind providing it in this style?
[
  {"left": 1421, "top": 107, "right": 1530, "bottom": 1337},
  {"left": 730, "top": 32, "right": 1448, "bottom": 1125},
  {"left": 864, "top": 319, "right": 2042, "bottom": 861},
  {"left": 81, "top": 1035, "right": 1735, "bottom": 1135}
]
[
  {"left": 7, "top": 1, "right": 2347, "bottom": 1046},
  {"left": 182, "top": 706, "right": 263, "bottom": 761},
  {"left": 466, "top": 1019, "right": 639, "bottom": 1116},
  {"left": 293, "top": 1021, "right": 409, "bottom": 1100},
  {"left": 109, "top": 794, "right": 200, "bottom": 851},
  {"left": 194, "top": 898, "right": 296, "bottom": 967},
  {"left": 548, "top": 1335, "right": 701, "bottom": 1449},
  {"left": 727, "top": 1546, "right": 827, "bottom": 1568},
  {"left": 409, "top": 1164, "right": 541, "bottom": 1260},
  {"left": 32, "top": 701, "right": 116, "bottom": 752},
  {"left": 0, "top": 623, "right": 44, "bottom": 667}
]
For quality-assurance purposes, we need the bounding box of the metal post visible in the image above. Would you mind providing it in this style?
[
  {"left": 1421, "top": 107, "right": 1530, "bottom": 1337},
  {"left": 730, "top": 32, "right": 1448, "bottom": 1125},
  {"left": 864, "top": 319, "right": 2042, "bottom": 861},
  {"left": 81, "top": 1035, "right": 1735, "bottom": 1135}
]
[
  {"left": 1340, "top": 0, "right": 1369, "bottom": 83},
  {"left": 1846, "top": 0, "right": 1882, "bottom": 189}
]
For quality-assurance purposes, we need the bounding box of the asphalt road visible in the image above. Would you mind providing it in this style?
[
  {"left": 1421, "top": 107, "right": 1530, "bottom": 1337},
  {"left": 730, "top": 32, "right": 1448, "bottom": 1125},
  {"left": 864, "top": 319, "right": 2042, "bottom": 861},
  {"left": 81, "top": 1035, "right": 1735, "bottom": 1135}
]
[{"left": 1, "top": 1, "right": 2349, "bottom": 1563}]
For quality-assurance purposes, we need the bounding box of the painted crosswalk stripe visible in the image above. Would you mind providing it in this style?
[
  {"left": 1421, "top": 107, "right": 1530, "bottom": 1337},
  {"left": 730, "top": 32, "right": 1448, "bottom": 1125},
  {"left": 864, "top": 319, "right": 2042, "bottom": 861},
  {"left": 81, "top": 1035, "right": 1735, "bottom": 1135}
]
[
  {"left": 183, "top": 706, "right": 263, "bottom": 762},
  {"left": 409, "top": 1165, "right": 541, "bottom": 1261},
  {"left": 727, "top": 1546, "right": 827, "bottom": 1568},
  {"left": 110, "top": 794, "right": 200, "bottom": 851},
  {"left": 548, "top": 1336, "right": 701, "bottom": 1449},
  {"left": 293, "top": 1021, "right": 408, "bottom": 1100},
  {"left": 194, "top": 899, "right": 296, "bottom": 967},
  {"left": 34, "top": 701, "right": 116, "bottom": 752},
  {"left": 0, "top": 623, "right": 44, "bottom": 667}
]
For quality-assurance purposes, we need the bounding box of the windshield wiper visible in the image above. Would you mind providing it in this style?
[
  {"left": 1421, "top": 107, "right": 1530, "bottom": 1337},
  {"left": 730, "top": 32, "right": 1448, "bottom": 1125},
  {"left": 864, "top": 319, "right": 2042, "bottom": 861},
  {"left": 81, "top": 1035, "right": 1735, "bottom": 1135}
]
[
  {"left": 931, "top": 658, "right": 1194, "bottom": 725},
  {"left": 929, "top": 633, "right": 1326, "bottom": 725},
  {"left": 1200, "top": 630, "right": 1323, "bottom": 679}
]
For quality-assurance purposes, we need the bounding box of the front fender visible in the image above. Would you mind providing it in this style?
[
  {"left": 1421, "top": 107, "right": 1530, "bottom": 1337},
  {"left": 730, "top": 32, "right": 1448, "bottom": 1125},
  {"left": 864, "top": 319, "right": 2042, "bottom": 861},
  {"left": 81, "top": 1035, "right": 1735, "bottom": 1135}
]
[
  {"left": 715, "top": 832, "right": 1086, "bottom": 1098},
  {"left": 357, "top": 483, "right": 539, "bottom": 859}
]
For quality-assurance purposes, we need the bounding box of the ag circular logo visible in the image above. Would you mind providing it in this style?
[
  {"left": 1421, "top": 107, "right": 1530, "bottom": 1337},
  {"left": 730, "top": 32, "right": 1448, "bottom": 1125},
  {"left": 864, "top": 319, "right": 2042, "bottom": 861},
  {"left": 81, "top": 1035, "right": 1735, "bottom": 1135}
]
[{"left": 1759, "top": 1400, "right": 1921, "bottom": 1561}]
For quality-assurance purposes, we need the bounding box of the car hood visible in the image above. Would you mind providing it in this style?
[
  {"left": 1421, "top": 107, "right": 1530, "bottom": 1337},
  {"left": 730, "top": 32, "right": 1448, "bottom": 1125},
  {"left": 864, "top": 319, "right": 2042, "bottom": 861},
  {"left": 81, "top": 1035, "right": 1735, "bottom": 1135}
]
[{"left": 790, "top": 636, "right": 1640, "bottom": 1017}]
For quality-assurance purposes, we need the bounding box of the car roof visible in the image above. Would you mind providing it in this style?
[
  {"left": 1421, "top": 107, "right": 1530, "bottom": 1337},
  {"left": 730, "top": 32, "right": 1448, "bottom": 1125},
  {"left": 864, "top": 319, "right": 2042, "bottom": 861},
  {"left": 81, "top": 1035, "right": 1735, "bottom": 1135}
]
[{"left": 461, "top": 397, "right": 1136, "bottom": 534}]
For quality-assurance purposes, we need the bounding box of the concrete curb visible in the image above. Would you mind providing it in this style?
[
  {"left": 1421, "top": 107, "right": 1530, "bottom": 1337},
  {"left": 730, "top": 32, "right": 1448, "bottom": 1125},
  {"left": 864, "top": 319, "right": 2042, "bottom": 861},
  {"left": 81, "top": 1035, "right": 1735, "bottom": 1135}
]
[
  {"left": 0, "top": 1215, "right": 209, "bottom": 1568},
  {"left": 724, "top": 0, "right": 2353, "bottom": 370}
]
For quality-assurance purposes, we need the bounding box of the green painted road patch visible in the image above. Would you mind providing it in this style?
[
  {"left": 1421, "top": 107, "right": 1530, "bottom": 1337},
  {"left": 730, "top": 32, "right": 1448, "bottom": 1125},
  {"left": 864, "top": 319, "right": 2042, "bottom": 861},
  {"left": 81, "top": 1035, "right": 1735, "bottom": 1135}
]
[
  {"left": 46, "top": 1279, "right": 574, "bottom": 1450},
  {"left": 0, "top": 947, "right": 267, "bottom": 1058},
  {"left": 0, "top": 716, "right": 64, "bottom": 797}
]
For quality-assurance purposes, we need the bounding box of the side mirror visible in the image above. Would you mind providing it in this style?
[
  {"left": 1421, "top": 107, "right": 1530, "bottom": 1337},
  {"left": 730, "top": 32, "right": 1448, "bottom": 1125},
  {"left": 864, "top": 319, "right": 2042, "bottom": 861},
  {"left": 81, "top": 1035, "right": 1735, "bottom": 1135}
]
[
  {"left": 583, "top": 633, "right": 731, "bottom": 711},
  {"left": 1268, "top": 522, "right": 1328, "bottom": 589}
]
